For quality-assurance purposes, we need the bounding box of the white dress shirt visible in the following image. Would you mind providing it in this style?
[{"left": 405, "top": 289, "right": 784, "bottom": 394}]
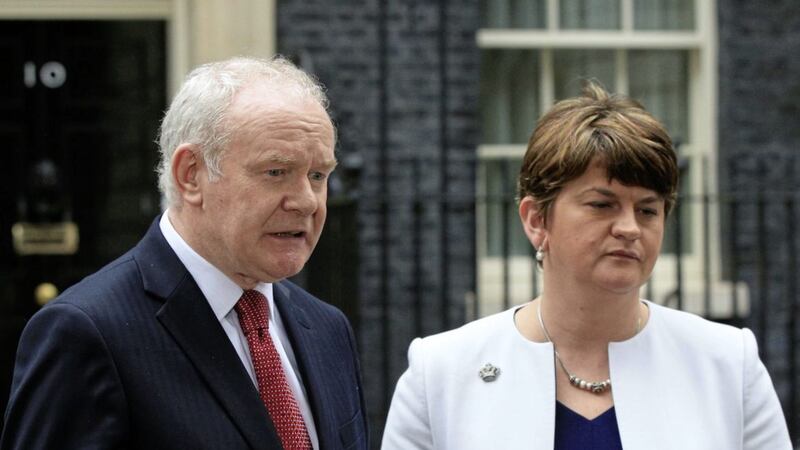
[{"left": 159, "top": 212, "right": 319, "bottom": 449}]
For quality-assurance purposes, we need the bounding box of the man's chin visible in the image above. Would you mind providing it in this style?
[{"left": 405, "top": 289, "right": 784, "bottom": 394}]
[{"left": 260, "top": 261, "right": 309, "bottom": 283}]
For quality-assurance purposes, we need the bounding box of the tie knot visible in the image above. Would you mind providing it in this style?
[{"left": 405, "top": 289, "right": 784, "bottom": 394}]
[{"left": 235, "top": 289, "right": 270, "bottom": 335}]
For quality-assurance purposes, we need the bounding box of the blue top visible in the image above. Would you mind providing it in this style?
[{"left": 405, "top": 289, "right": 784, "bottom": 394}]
[{"left": 554, "top": 401, "right": 623, "bottom": 450}]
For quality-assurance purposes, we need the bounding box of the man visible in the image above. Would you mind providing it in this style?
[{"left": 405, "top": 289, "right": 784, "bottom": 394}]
[{"left": 1, "top": 56, "right": 368, "bottom": 450}]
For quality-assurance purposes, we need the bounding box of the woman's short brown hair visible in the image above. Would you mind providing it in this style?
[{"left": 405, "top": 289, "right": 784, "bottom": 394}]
[{"left": 516, "top": 81, "right": 679, "bottom": 223}]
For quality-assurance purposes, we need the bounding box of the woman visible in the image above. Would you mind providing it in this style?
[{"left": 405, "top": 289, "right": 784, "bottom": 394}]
[{"left": 381, "top": 83, "right": 791, "bottom": 449}]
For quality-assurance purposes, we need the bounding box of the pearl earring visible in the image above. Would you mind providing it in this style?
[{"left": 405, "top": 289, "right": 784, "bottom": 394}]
[{"left": 535, "top": 248, "right": 544, "bottom": 262}]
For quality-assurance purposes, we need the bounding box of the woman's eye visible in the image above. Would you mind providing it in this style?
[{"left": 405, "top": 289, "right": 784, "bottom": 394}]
[
  {"left": 589, "top": 202, "right": 611, "bottom": 209},
  {"left": 640, "top": 208, "right": 659, "bottom": 217}
]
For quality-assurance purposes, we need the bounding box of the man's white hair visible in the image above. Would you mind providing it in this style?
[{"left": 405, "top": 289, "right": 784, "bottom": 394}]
[{"left": 157, "top": 55, "right": 332, "bottom": 208}]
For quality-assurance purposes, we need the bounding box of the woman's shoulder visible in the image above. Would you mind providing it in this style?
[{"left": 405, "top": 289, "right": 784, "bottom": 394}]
[
  {"left": 402, "top": 304, "right": 551, "bottom": 402},
  {"left": 647, "top": 300, "right": 750, "bottom": 353},
  {"left": 416, "top": 306, "right": 519, "bottom": 349},
  {"left": 405, "top": 306, "right": 528, "bottom": 373}
]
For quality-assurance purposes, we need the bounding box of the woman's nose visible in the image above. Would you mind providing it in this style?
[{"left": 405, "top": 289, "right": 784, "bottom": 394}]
[{"left": 611, "top": 208, "right": 641, "bottom": 240}]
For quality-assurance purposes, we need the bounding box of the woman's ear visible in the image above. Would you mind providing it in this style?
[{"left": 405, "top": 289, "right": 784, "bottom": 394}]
[
  {"left": 171, "top": 143, "right": 204, "bottom": 206},
  {"left": 519, "top": 196, "right": 547, "bottom": 250}
]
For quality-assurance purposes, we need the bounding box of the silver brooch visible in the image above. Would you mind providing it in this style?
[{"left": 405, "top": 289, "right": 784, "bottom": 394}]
[{"left": 478, "top": 363, "right": 500, "bottom": 382}]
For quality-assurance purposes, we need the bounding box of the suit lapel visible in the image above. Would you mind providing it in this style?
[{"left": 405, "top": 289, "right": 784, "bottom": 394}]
[
  {"left": 135, "top": 219, "right": 283, "bottom": 450},
  {"left": 272, "top": 282, "right": 334, "bottom": 448}
]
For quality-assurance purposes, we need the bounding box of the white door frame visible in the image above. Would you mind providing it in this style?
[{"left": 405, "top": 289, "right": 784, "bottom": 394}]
[{"left": 0, "top": 0, "right": 277, "bottom": 97}]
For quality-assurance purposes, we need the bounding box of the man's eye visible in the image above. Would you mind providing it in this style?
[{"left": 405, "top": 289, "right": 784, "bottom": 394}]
[
  {"left": 267, "top": 169, "right": 285, "bottom": 177},
  {"left": 309, "top": 172, "right": 327, "bottom": 181}
]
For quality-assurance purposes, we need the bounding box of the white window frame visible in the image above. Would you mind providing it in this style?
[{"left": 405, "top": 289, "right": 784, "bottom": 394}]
[{"left": 474, "top": 0, "right": 748, "bottom": 319}]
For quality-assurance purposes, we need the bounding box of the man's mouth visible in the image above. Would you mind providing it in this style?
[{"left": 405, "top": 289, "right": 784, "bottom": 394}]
[{"left": 271, "top": 231, "right": 305, "bottom": 238}]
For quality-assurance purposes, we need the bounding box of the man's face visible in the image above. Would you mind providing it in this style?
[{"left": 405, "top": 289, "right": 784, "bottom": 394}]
[{"left": 196, "top": 82, "right": 336, "bottom": 288}]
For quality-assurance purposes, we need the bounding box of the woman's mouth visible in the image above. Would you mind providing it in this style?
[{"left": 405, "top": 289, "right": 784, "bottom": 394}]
[{"left": 608, "top": 250, "right": 640, "bottom": 260}]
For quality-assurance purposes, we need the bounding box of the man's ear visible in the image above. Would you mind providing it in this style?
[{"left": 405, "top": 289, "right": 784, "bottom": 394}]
[
  {"left": 519, "top": 196, "right": 547, "bottom": 250},
  {"left": 171, "top": 144, "right": 204, "bottom": 206}
]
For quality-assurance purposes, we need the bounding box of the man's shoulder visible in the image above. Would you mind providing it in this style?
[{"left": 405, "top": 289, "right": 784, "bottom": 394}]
[
  {"left": 47, "top": 249, "right": 145, "bottom": 315},
  {"left": 275, "top": 279, "right": 345, "bottom": 316},
  {"left": 52, "top": 218, "right": 166, "bottom": 310},
  {"left": 273, "top": 280, "right": 357, "bottom": 342}
]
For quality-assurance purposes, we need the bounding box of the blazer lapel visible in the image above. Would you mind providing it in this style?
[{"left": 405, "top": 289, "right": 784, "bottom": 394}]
[
  {"left": 272, "top": 283, "right": 335, "bottom": 448},
  {"left": 484, "top": 336, "right": 557, "bottom": 449},
  {"left": 135, "top": 219, "right": 282, "bottom": 450}
]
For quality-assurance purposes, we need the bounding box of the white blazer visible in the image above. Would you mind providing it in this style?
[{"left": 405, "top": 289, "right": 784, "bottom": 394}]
[{"left": 382, "top": 301, "right": 791, "bottom": 450}]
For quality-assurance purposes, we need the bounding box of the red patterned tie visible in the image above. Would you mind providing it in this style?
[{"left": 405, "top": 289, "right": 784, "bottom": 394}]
[{"left": 235, "top": 289, "right": 312, "bottom": 450}]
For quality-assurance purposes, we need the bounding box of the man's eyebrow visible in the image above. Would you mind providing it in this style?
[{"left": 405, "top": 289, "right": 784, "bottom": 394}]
[
  {"left": 319, "top": 159, "right": 338, "bottom": 171},
  {"left": 262, "top": 153, "right": 338, "bottom": 171},
  {"left": 263, "top": 152, "right": 297, "bottom": 165}
]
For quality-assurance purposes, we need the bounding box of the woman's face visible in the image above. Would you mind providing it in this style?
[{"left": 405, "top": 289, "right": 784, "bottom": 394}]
[{"left": 535, "top": 161, "right": 665, "bottom": 296}]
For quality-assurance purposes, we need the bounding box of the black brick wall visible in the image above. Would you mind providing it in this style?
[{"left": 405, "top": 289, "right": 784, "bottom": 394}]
[
  {"left": 719, "top": 0, "right": 800, "bottom": 444},
  {"left": 278, "top": 1, "right": 479, "bottom": 445}
]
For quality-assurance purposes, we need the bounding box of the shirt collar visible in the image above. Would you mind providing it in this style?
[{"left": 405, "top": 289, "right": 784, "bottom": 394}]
[{"left": 159, "top": 211, "right": 275, "bottom": 321}]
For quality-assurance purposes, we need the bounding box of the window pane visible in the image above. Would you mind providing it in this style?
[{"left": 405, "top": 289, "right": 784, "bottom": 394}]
[
  {"left": 628, "top": 50, "right": 689, "bottom": 145},
  {"left": 481, "top": 50, "right": 540, "bottom": 144},
  {"left": 628, "top": 50, "right": 691, "bottom": 255},
  {"left": 481, "top": 0, "right": 546, "bottom": 28},
  {"left": 661, "top": 162, "right": 693, "bottom": 254},
  {"left": 553, "top": 50, "right": 615, "bottom": 100},
  {"left": 482, "top": 158, "right": 530, "bottom": 257},
  {"left": 560, "top": 0, "right": 620, "bottom": 30},
  {"left": 634, "top": 0, "right": 694, "bottom": 30}
]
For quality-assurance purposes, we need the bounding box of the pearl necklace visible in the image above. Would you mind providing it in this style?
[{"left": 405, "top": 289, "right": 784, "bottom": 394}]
[{"left": 537, "top": 302, "right": 641, "bottom": 394}]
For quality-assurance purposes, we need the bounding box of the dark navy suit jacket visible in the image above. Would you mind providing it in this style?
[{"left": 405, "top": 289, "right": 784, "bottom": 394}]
[{"left": 1, "top": 218, "right": 368, "bottom": 449}]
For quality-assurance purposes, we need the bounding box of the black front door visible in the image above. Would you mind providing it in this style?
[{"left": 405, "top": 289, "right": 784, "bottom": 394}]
[{"left": 0, "top": 20, "right": 166, "bottom": 420}]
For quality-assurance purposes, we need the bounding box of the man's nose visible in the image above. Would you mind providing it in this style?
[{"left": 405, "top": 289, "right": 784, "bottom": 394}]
[{"left": 284, "top": 178, "right": 319, "bottom": 215}]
